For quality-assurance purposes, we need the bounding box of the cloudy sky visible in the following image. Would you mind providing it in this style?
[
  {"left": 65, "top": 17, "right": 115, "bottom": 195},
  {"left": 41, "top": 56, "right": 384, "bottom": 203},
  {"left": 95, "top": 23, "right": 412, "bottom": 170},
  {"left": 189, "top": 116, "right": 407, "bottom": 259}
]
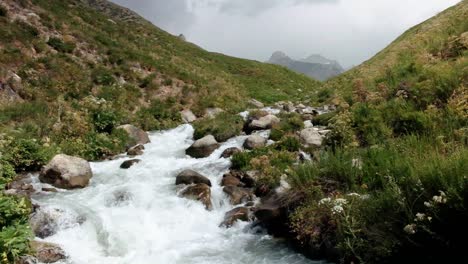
[{"left": 112, "top": 0, "right": 461, "bottom": 68}]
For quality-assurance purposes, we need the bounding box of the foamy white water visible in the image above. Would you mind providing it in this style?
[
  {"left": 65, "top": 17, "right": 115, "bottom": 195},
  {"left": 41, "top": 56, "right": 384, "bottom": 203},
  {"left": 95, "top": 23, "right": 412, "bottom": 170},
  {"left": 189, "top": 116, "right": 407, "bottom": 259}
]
[{"left": 34, "top": 125, "right": 321, "bottom": 264}]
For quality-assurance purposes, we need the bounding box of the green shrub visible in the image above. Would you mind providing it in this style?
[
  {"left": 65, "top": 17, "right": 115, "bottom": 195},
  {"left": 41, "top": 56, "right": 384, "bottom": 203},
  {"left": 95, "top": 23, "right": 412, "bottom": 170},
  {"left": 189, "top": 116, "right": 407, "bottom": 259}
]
[
  {"left": 92, "top": 67, "right": 115, "bottom": 85},
  {"left": 270, "top": 113, "right": 304, "bottom": 141},
  {"left": 0, "top": 160, "right": 15, "bottom": 188},
  {"left": 352, "top": 103, "right": 391, "bottom": 146},
  {"left": 47, "top": 37, "right": 75, "bottom": 53},
  {"left": 275, "top": 135, "right": 301, "bottom": 152},
  {"left": 193, "top": 112, "right": 244, "bottom": 142},
  {"left": 4, "top": 139, "right": 54, "bottom": 172},
  {"left": 313, "top": 111, "right": 337, "bottom": 126},
  {"left": 91, "top": 109, "right": 120, "bottom": 133},
  {"left": 0, "top": 194, "right": 32, "bottom": 263}
]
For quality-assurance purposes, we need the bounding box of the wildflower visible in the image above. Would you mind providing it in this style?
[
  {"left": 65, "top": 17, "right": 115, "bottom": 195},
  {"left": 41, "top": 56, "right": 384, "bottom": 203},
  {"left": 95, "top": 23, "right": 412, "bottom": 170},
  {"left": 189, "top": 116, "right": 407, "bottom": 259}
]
[
  {"left": 318, "top": 198, "right": 331, "bottom": 205},
  {"left": 415, "top": 213, "right": 426, "bottom": 221},
  {"left": 404, "top": 224, "right": 417, "bottom": 235},
  {"left": 424, "top": 201, "right": 433, "bottom": 207},
  {"left": 347, "top": 193, "right": 361, "bottom": 197},
  {"left": 334, "top": 198, "right": 348, "bottom": 206},
  {"left": 332, "top": 205, "right": 344, "bottom": 214},
  {"left": 427, "top": 216, "right": 433, "bottom": 222}
]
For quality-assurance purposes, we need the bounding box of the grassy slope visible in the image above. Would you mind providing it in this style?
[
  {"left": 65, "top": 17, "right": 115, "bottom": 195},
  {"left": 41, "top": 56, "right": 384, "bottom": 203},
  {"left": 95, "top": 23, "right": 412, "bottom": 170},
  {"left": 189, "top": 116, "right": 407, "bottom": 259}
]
[
  {"left": 323, "top": 0, "right": 467, "bottom": 104},
  {"left": 0, "top": 0, "right": 320, "bottom": 160}
]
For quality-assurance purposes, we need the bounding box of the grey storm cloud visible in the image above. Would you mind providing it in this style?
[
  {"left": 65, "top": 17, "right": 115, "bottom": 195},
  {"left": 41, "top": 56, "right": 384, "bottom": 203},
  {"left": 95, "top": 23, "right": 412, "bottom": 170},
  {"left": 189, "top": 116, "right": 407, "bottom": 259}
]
[
  {"left": 111, "top": 0, "right": 461, "bottom": 68},
  {"left": 111, "top": 0, "right": 195, "bottom": 32}
]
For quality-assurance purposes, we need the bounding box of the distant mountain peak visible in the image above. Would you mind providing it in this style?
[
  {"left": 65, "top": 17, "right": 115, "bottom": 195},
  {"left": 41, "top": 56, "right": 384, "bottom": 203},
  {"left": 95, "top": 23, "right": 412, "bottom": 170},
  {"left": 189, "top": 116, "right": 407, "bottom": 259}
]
[{"left": 267, "top": 51, "right": 344, "bottom": 81}]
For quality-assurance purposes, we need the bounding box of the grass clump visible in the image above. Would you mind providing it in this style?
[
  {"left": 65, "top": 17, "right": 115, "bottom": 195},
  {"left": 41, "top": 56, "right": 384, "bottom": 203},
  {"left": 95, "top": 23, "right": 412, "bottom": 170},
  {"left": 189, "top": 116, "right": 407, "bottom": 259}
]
[
  {"left": 47, "top": 37, "right": 76, "bottom": 53},
  {"left": 270, "top": 112, "right": 304, "bottom": 141},
  {"left": 193, "top": 112, "right": 244, "bottom": 142}
]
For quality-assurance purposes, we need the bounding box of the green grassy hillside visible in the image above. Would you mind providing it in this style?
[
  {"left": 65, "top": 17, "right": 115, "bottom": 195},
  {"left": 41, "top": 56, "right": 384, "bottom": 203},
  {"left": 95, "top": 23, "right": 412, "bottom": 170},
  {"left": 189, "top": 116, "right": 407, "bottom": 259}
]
[{"left": 0, "top": 0, "right": 320, "bottom": 161}]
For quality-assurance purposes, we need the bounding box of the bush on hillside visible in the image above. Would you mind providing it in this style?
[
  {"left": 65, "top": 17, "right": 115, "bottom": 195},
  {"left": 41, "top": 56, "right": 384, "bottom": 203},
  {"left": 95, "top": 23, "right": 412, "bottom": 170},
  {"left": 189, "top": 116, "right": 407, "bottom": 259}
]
[{"left": 193, "top": 112, "right": 244, "bottom": 142}]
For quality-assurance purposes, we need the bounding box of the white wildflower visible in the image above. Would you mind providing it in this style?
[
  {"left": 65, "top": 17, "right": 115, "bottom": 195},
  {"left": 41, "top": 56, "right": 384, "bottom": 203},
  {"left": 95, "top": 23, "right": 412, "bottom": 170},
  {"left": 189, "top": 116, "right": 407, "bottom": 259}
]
[
  {"left": 360, "top": 194, "right": 370, "bottom": 200},
  {"left": 332, "top": 205, "right": 344, "bottom": 214},
  {"left": 424, "top": 201, "right": 433, "bottom": 208},
  {"left": 318, "top": 198, "right": 331, "bottom": 205},
  {"left": 415, "top": 213, "right": 426, "bottom": 221},
  {"left": 404, "top": 224, "right": 416, "bottom": 235},
  {"left": 334, "top": 198, "right": 348, "bottom": 206},
  {"left": 347, "top": 193, "right": 361, "bottom": 197},
  {"left": 427, "top": 216, "right": 433, "bottom": 222}
]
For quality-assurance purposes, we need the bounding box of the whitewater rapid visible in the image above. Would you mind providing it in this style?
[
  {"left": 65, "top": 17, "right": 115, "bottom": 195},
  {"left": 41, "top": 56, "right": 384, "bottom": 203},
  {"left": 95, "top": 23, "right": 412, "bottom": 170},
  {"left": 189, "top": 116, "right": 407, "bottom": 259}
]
[{"left": 34, "top": 125, "right": 321, "bottom": 264}]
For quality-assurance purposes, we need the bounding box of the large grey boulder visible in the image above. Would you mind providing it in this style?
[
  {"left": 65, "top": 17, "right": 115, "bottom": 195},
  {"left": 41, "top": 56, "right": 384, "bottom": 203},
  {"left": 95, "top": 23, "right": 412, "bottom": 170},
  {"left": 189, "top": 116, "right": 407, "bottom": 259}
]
[
  {"left": 186, "top": 135, "right": 220, "bottom": 158},
  {"left": 39, "top": 154, "right": 93, "bottom": 189},
  {"left": 248, "top": 115, "right": 280, "bottom": 131},
  {"left": 117, "top": 124, "right": 150, "bottom": 147},
  {"left": 180, "top": 183, "right": 213, "bottom": 210},
  {"left": 176, "top": 170, "right": 212, "bottom": 187},
  {"left": 181, "top": 109, "right": 197, "bottom": 123},
  {"left": 243, "top": 135, "right": 267, "bottom": 150},
  {"left": 300, "top": 128, "right": 324, "bottom": 147}
]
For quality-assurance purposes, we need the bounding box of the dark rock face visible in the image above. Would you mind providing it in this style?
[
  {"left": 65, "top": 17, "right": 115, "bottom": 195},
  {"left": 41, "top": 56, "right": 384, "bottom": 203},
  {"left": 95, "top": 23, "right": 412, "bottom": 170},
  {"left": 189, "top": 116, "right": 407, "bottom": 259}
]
[
  {"left": 127, "top": 144, "right": 145, "bottom": 156},
  {"left": 186, "top": 135, "right": 220, "bottom": 158},
  {"left": 5, "top": 175, "right": 37, "bottom": 197},
  {"left": 176, "top": 170, "right": 212, "bottom": 187},
  {"left": 220, "top": 147, "right": 242, "bottom": 158},
  {"left": 120, "top": 159, "right": 141, "bottom": 169},
  {"left": 223, "top": 186, "right": 254, "bottom": 205},
  {"left": 180, "top": 183, "right": 213, "bottom": 210},
  {"left": 220, "top": 207, "right": 252, "bottom": 228},
  {"left": 253, "top": 192, "right": 304, "bottom": 237}
]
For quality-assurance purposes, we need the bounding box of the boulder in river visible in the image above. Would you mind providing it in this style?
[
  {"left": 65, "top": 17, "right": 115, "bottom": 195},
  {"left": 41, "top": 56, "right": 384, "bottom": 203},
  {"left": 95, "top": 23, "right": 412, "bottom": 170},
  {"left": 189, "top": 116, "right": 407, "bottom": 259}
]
[
  {"left": 221, "top": 174, "right": 242, "bottom": 187},
  {"left": 220, "top": 147, "right": 241, "bottom": 159},
  {"left": 120, "top": 159, "right": 141, "bottom": 169},
  {"left": 117, "top": 124, "right": 150, "bottom": 148},
  {"left": 186, "top": 135, "right": 220, "bottom": 158},
  {"left": 220, "top": 207, "right": 252, "bottom": 228},
  {"left": 248, "top": 114, "right": 280, "bottom": 132},
  {"left": 5, "top": 174, "right": 37, "bottom": 197},
  {"left": 127, "top": 144, "right": 145, "bottom": 156},
  {"left": 180, "top": 183, "right": 213, "bottom": 210},
  {"left": 39, "top": 154, "right": 93, "bottom": 189},
  {"left": 254, "top": 192, "right": 304, "bottom": 237},
  {"left": 223, "top": 186, "right": 254, "bottom": 205},
  {"left": 176, "top": 169, "right": 212, "bottom": 187},
  {"left": 243, "top": 135, "right": 267, "bottom": 150},
  {"left": 29, "top": 208, "right": 62, "bottom": 238},
  {"left": 30, "top": 241, "right": 67, "bottom": 263}
]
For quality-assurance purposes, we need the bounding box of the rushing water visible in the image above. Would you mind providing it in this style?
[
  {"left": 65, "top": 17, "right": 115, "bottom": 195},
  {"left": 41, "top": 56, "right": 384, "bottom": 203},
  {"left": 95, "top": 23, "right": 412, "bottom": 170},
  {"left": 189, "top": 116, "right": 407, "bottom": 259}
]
[{"left": 34, "top": 125, "right": 322, "bottom": 264}]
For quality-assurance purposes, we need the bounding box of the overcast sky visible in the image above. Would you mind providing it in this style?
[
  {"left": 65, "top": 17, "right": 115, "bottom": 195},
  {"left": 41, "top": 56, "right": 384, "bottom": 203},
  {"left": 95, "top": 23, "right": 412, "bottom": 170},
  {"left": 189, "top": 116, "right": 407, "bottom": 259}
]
[{"left": 111, "top": 0, "right": 461, "bottom": 68}]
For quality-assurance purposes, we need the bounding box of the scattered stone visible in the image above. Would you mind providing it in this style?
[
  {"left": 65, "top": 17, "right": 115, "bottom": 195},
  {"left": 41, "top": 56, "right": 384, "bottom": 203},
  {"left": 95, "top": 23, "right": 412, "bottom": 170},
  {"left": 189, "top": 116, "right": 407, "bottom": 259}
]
[
  {"left": 120, "top": 159, "right": 141, "bottom": 169},
  {"left": 221, "top": 175, "right": 242, "bottom": 187},
  {"left": 300, "top": 128, "right": 324, "bottom": 147},
  {"left": 302, "top": 114, "right": 315, "bottom": 121},
  {"left": 248, "top": 98, "right": 265, "bottom": 108},
  {"left": 127, "top": 144, "right": 145, "bottom": 156},
  {"left": 248, "top": 114, "right": 280, "bottom": 132},
  {"left": 186, "top": 135, "right": 220, "bottom": 158},
  {"left": 220, "top": 147, "right": 241, "bottom": 158},
  {"left": 180, "top": 183, "right": 213, "bottom": 210},
  {"left": 42, "top": 187, "right": 58, "bottom": 193},
  {"left": 39, "top": 154, "right": 93, "bottom": 189},
  {"left": 254, "top": 192, "right": 304, "bottom": 236},
  {"left": 30, "top": 241, "right": 67, "bottom": 263},
  {"left": 204, "top": 108, "right": 224, "bottom": 118},
  {"left": 5, "top": 175, "right": 36, "bottom": 197},
  {"left": 176, "top": 170, "right": 212, "bottom": 187},
  {"left": 117, "top": 124, "right": 150, "bottom": 148},
  {"left": 304, "top": 120, "right": 313, "bottom": 128},
  {"left": 223, "top": 186, "right": 254, "bottom": 205},
  {"left": 255, "top": 184, "right": 270, "bottom": 197},
  {"left": 220, "top": 207, "right": 252, "bottom": 227},
  {"left": 29, "top": 208, "right": 63, "bottom": 238},
  {"left": 181, "top": 109, "right": 197, "bottom": 123},
  {"left": 243, "top": 135, "right": 267, "bottom": 150}
]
